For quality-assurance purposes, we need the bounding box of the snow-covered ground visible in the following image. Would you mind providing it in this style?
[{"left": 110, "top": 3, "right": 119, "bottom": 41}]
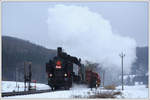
[
  {"left": 116, "top": 85, "right": 149, "bottom": 98},
  {"left": 2, "top": 81, "right": 50, "bottom": 92},
  {"left": 2, "top": 81, "right": 149, "bottom": 99}
]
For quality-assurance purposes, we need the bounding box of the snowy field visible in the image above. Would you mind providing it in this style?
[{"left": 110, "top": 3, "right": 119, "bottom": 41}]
[{"left": 2, "top": 81, "right": 149, "bottom": 99}]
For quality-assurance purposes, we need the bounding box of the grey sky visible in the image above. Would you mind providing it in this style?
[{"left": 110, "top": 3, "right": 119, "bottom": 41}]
[{"left": 2, "top": 1, "right": 148, "bottom": 48}]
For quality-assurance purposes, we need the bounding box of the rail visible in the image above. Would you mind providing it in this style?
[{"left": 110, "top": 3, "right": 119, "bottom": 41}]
[{"left": 2, "top": 89, "right": 51, "bottom": 97}]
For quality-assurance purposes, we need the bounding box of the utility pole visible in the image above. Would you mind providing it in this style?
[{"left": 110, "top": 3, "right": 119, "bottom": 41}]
[
  {"left": 15, "top": 67, "right": 17, "bottom": 87},
  {"left": 119, "top": 52, "right": 125, "bottom": 90},
  {"left": 24, "top": 62, "right": 26, "bottom": 91},
  {"left": 28, "top": 62, "right": 32, "bottom": 91},
  {"left": 103, "top": 70, "right": 105, "bottom": 87},
  {"left": 24, "top": 61, "right": 32, "bottom": 91}
]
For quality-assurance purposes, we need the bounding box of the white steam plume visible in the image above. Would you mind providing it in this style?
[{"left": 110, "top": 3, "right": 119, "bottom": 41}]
[{"left": 47, "top": 5, "right": 137, "bottom": 73}]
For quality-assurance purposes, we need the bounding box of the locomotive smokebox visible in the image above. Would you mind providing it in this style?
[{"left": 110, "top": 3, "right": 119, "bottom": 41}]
[{"left": 57, "top": 47, "right": 62, "bottom": 56}]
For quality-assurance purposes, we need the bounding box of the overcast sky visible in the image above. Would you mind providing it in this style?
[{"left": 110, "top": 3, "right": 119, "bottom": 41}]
[{"left": 2, "top": 1, "right": 148, "bottom": 48}]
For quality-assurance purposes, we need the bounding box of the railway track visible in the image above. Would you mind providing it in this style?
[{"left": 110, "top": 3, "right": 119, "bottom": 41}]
[{"left": 2, "top": 89, "right": 51, "bottom": 97}]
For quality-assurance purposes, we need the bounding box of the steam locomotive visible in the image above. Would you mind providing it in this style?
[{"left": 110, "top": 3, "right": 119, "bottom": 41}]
[{"left": 46, "top": 47, "right": 100, "bottom": 90}]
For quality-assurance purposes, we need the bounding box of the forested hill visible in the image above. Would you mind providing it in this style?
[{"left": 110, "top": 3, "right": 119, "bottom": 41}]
[
  {"left": 2, "top": 36, "right": 56, "bottom": 83},
  {"left": 2, "top": 36, "right": 148, "bottom": 84}
]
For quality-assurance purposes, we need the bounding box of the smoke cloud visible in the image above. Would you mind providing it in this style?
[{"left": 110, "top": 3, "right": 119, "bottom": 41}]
[{"left": 47, "top": 5, "right": 137, "bottom": 73}]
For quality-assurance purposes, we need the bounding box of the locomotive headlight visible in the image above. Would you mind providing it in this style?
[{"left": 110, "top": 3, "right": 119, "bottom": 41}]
[
  {"left": 96, "top": 84, "right": 98, "bottom": 87},
  {"left": 64, "top": 73, "right": 67, "bottom": 77},
  {"left": 49, "top": 74, "right": 52, "bottom": 77}
]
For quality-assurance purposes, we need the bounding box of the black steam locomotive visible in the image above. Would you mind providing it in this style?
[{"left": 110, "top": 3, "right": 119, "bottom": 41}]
[{"left": 46, "top": 47, "right": 82, "bottom": 90}]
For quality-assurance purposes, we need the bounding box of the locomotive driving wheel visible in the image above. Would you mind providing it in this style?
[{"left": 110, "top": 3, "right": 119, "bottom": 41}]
[
  {"left": 64, "top": 86, "right": 69, "bottom": 90},
  {"left": 64, "top": 83, "right": 70, "bottom": 90}
]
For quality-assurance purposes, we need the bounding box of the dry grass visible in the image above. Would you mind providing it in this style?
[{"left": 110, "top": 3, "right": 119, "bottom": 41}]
[
  {"left": 104, "top": 85, "right": 116, "bottom": 90},
  {"left": 72, "top": 95, "right": 83, "bottom": 98},
  {"left": 89, "top": 93, "right": 115, "bottom": 98},
  {"left": 71, "top": 84, "right": 121, "bottom": 99},
  {"left": 113, "top": 91, "right": 122, "bottom": 95},
  {"left": 88, "top": 91, "right": 122, "bottom": 98},
  {"left": 72, "top": 91, "right": 122, "bottom": 98}
]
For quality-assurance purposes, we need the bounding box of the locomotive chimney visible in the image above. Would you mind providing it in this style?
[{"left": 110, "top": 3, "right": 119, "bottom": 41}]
[{"left": 57, "top": 47, "right": 62, "bottom": 56}]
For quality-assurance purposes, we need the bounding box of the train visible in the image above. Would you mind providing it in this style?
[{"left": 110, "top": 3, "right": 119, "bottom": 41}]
[{"left": 46, "top": 47, "right": 101, "bottom": 90}]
